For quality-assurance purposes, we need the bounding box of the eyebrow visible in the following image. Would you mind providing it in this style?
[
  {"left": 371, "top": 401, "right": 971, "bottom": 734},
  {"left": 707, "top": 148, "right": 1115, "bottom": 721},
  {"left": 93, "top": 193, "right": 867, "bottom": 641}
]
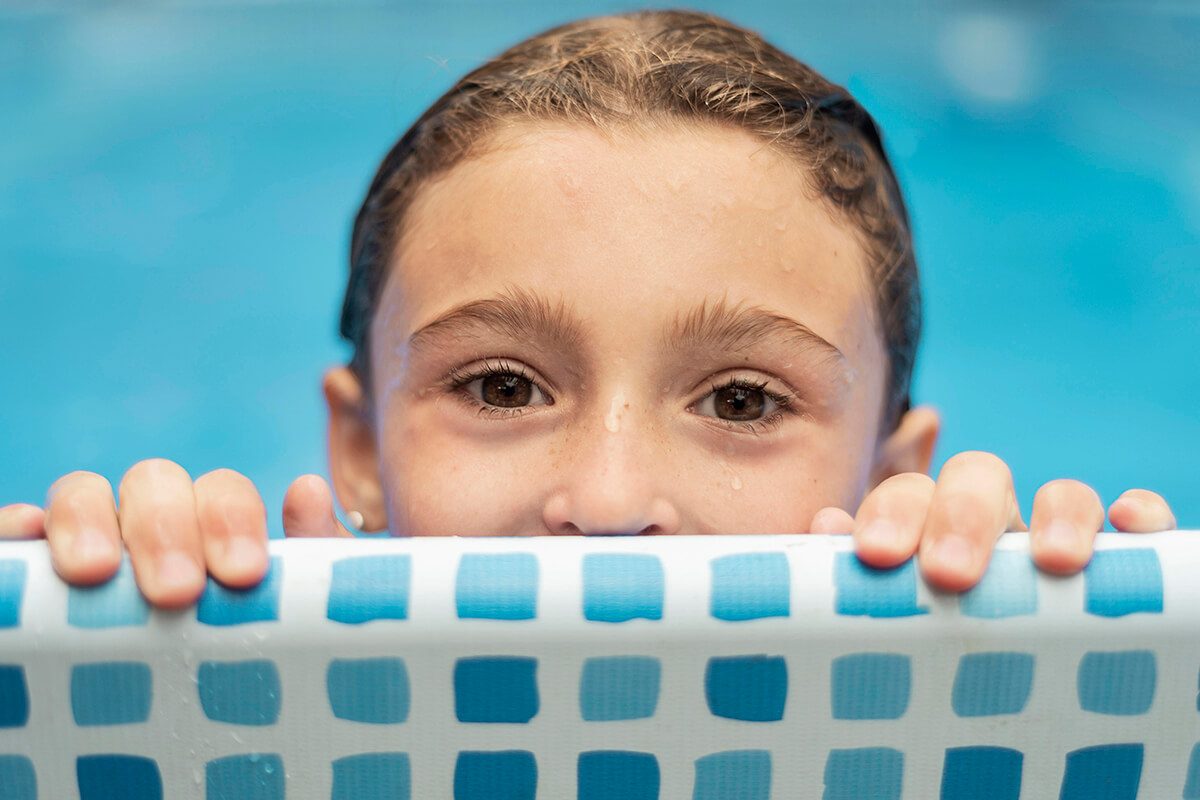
[{"left": 406, "top": 287, "right": 845, "bottom": 364}]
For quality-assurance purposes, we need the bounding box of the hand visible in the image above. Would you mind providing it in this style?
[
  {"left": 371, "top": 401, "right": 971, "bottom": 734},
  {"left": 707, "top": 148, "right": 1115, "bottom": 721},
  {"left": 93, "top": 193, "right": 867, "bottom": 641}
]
[
  {"left": 0, "top": 461, "right": 353, "bottom": 609},
  {"left": 809, "top": 451, "right": 1177, "bottom": 592}
]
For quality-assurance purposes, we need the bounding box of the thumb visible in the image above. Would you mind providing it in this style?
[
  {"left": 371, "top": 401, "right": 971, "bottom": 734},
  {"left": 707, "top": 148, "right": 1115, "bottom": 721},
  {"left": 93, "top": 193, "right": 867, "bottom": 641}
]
[{"left": 282, "top": 475, "right": 355, "bottom": 538}]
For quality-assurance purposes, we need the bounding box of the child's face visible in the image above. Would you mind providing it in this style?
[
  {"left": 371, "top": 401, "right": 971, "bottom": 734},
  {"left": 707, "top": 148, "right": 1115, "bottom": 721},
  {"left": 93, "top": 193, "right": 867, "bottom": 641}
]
[{"left": 327, "top": 122, "right": 936, "bottom": 535}]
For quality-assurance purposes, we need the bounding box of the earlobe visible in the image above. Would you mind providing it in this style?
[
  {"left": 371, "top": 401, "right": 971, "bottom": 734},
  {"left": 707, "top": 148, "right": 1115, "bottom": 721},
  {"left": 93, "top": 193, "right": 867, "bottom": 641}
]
[
  {"left": 870, "top": 405, "right": 940, "bottom": 486},
  {"left": 323, "top": 366, "right": 387, "bottom": 532}
]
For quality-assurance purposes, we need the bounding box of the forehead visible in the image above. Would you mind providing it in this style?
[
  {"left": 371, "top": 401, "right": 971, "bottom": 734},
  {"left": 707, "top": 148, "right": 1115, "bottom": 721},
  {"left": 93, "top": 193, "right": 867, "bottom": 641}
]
[{"left": 386, "top": 121, "right": 878, "bottom": 363}]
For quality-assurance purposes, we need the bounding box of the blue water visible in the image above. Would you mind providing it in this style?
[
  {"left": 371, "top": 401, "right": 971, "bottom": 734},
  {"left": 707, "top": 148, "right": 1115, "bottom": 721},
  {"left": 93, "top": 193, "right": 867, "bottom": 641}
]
[{"left": 1, "top": 1, "right": 1197, "bottom": 530}]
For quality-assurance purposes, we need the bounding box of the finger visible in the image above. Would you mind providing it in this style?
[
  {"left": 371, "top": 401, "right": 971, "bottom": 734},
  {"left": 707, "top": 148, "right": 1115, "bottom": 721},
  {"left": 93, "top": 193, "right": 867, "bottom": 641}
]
[
  {"left": 194, "top": 469, "right": 269, "bottom": 589},
  {"left": 118, "top": 459, "right": 206, "bottom": 608},
  {"left": 1028, "top": 479, "right": 1105, "bottom": 574},
  {"left": 282, "top": 474, "right": 354, "bottom": 538},
  {"left": 810, "top": 506, "right": 855, "bottom": 534},
  {"left": 918, "top": 451, "right": 1016, "bottom": 592},
  {"left": 1108, "top": 489, "right": 1177, "bottom": 533},
  {"left": 43, "top": 472, "right": 122, "bottom": 585},
  {"left": 853, "top": 472, "right": 936, "bottom": 568},
  {"left": 0, "top": 504, "right": 46, "bottom": 539}
]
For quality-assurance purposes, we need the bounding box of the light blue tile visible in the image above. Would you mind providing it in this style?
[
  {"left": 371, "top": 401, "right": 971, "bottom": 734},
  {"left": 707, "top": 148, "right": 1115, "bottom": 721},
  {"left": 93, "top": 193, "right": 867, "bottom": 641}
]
[
  {"left": 456, "top": 553, "right": 538, "bottom": 620},
  {"left": 68, "top": 559, "right": 149, "bottom": 629},
  {"left": 197, "top": 557, "right": 281, "bottom": 626},
  {"left": 0, "top": 664, "right": 29, "bottom": 728},
  {"left": 1078, "top": 650, "right": 1156, "bottom": 715},
  {"left": 1059, "top": 744, "right": 1142, "bottom": 800},
  {"left": 327, "top": 658, "right": 409, "bottom": 723},
  {"left": 77, "top": 755, "right": 162, "bottom": 800},
  {"left": 582, "top": 554, "right": 663, "bottom": 622},
  {"left": 952, "top": 652, "right": 1034, "bottom": 717},
  {"left": 198, "top": 660, "right": 281, "bottom": 726},
  {"left": 705, "top": 655, "right": 786, "bottom": 722},
  {"left": 831, "top": 653, "right": 911, "bottom": 720},
  {"left": 834, "top": 553, "right": 927, "bottom": 618},
  {"left": 327, "top": 555, "right": 409, "bottom": 624},
  {"left": 454, "top": 751, "right": 536, "bottom": 800},
  {"left": 1084, "top": 549, "right": 1163, "bottom": 617},
  {"left": 454, "top": 657, "right": 538, "bottom": 723},
  {"left": 206, "top": 754, "right": 284, "bottom": 800},
  {"left": 941, "top": 747, "right": 1022, "bottom": 800},
  {"left": 710, "top": 553, "right": 789, "bottom": 621},
  {"left": 580, "top": 656, "right": 659, "bottom": 721},
  {"left": 71, "top": 661, "right": 152, "bottom": 726},
  {"left": 578, "top": 751, "right": 659, "bottom": 800},
  {"left": 0, "top": 560, "right": 26, "bottom": 628},
  {"left": 693, "top": 750, "right": 771, "bottom": 800},
  {"left": 823, "top": 748, "right": 903, "bottom": 800},
  {"left": 960, "top": 551, "right": 1037, "bottom": 618},
  {"left": 0, "top": 755, "right": 35, "bottom": 800},
  {"left": 332, "top": 753, "right": 410, "bottom": 800}
]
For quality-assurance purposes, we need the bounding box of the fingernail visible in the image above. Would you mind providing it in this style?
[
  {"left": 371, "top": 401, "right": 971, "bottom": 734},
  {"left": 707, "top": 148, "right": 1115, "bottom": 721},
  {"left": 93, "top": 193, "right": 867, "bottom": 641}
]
[
  {"left": 1042, "top": 520, "right": 1078, "bottom": 552},
  {"left": 156, "top": 552, "right": 202, "bottom": 589},
  {"left": 73, "top": 528, "right": 115, "bottom": 562},
  {"left": 223, "top": 538, "right": 266, "bottom": 572},
  {"left": 858, "top": 519, "right": 899, "bottom": 548},
  {"left": 932, "top": 536, "right": 974, "bottom": 572}
]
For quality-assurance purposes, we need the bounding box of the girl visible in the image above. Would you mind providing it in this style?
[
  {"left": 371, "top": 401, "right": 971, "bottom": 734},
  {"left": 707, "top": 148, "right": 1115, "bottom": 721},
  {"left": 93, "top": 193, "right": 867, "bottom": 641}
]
[{"left": 0, "top": 9, "right": 1175, "bottom": 608}]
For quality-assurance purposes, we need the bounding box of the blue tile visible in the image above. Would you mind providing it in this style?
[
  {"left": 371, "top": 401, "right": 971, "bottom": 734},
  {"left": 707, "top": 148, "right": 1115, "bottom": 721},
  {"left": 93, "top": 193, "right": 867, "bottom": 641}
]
[
  {"left": 582, "top": 554, "right": 663, "bottom": 622},
  {"left": 0, "top": 560, "right": 26, "bottom": 628},
  {"left": 198, "top": 660, "right": 281, "bottom": 725},
  {"left": 71, "top": 662, "right": 152, "bottom": 726},
  {"left": 77, "top": 755, "right": 162, "bottom": 800},
  {"left": 1059, "top": 744, "right": 1142, "bottom": 800},
  {"left": 705, "top": 655, "right": 787, "bottom": 722},
  {"left": 455, "top": 657, "right": 538, "bottom": 723},
  {"left": 1078, "top": 651, "right": 1156, "bottom": 715},
  {"left": 940, "top": 746, "right": 1022, "bottom": 800},
  {"left": 0, "top": 754, "right": 36, "bottom": 800},
  {"left": 580, "top": 656, "right": 660, "bottom": 721},
  {"left": 1184, "top": 743, "right": 1200, "bottom": 799},
  {"left": 710, "top": 553, "right": 789, "bottom": 621},
  {"left": 327, "top": 555, "right": 410, "bottom": 624},
  {"left": 327, "top": 658, "right": 409, "bottom": 723},
  {"left": 1084, "top": 549, "right": 1162, "bottom": 617},
  {"left": 332, "top": 753, "right": 410, "bottom": 800},
  {"left": 197, "top": 557, "right": 281, "bottom": 626},
  {"left": 456, "top": 553, "right": 538, "bottom": 620},
  {"left": 834, "top": 553, "right": 928, "bottom": 618},
  {"left": 0, "top": 664, "right": 29, "bottom": 728},
  {"left": 578, "top": 751, "right": 659, "bottom": 800},
  {"left": 823, "top": 748, "right": 903, "bottom": 800},
  {"left": 831, "top": 653, "right": 911, "bottom": 720},
  {"left": 952, "top": 652, "right": 1034, "bottom": 717},
  {"left": 454, "top": 751, "right": 536, "bottom": 800},
  {"left": 960, "top": 551, "right": 1037, "bottom": 618},
  {"left": 68, "top": 560, "right": 150, "bottom": 629},
  {"left": 206, "top": 754, "right": 284, "bottom": 800},
  {"left": 693, "top": 750, "right": 771, "bottom": 800}
]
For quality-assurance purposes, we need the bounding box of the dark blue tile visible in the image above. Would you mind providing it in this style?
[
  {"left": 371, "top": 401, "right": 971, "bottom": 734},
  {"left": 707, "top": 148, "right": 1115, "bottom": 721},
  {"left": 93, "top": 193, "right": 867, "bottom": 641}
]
[
  {"left": 77, "top": 755, "right": 162, "bottom": 800},
  {"left": 206, "top": 754, "right": 284, "bottom": 800},
  {"left": 582, "top": 554, "right": 663, "bottom": 622},
  {"left": 198, "top": 660, "right": 281, "bottom": 725},
  {"left": 1084, "top": 549, "right": 1162, "bottom": 617},
  {"left": 710, "top": 553, "right": 789, "bottom": 621},
  {"left": 578, "top": 751, "right": 659, "bottom": 800},
  {"left": 1184, "top": 743, "right": 1200, "bottom": 799},
  {"left": 68, "top": 560, "right": 149, "bottom": 629},
  {"left": 693, "top": 750, "right": 771, "bottom": 800},
  {"left": 454, "top": 751, "right": 536, "bottom": 800},
  {"left": 0, "top": 664, "right": 29, "bottom": 728},
  {"left": 197, "top": 557, "right": 281, "bottom": 626},
  {"left": 327, "top": 555, "right": 410, "bottom": 624},
  {"left": 705, "top": 655, "right": 786, "bottom": 722},
  {"left": 71, "top": 661, "right": 152, "bottom": 726},
  {"left": 332, "top": 753, "right": 410, "bottom": 800},
  {"left": 0, "top": 560, "right": 26, "bottom": 628},
  {"left": 580, "top": 656, "right": 659, "bottom": 721},
  {"left": 327, "top": 658, "right": 409, "bottom": 723},
  {"left": 940, "top": 746, "right": 1022, "bottom": 800},
  {"left": 456, "top": 553, "right": 538, "bottom": 620},
  {"left": 1077, "top": 651, "right": 1156, "bottom": 715},
  {"left": 1059, "top": 744, "right": 1142, "bottom": 800},
  {"left": 455, "top": 657, "right": 538, "bottom": 723},
  {"left": 823, "top": 748, "right": 903, "bottom": 800},
  {"left": 831, "top": 653, "right": 911, "bottom": 720},
  {"left": 952, "top": 652, "right": 1034, "bottom": 717},
  {"left": 0, "top": 754, "right": 36, "bottom": 800},
  {"left": 834, "top": 553, "right": 927, "bottom": 618}
]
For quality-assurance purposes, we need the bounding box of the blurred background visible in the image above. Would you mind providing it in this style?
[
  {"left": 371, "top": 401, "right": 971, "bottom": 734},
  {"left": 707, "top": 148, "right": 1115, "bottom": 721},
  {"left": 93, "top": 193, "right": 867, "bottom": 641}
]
[{"left": 2, "top": 1, "right": 1197, "bottom": 534}]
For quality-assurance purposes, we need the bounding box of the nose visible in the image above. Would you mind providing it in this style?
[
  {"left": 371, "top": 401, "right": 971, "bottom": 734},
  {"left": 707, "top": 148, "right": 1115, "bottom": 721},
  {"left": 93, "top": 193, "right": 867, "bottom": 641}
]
[{"left": 542, "top": 399, "right": 682, "bottom": 536}]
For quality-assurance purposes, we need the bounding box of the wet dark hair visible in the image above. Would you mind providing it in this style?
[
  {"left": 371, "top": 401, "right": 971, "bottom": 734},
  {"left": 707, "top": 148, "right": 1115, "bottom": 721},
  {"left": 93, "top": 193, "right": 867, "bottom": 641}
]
[{"left": 341, "top": 8, "right": 918, "bottom": 428}]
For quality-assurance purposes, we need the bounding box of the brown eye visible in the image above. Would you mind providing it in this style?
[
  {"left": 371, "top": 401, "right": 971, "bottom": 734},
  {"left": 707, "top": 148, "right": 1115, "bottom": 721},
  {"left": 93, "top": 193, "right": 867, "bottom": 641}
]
[
  {"left": 480, "top": 373, "right": 534, "bottom": 407},
  {"left": 713, "top": 384, "right": 766, "bottom": 421}
]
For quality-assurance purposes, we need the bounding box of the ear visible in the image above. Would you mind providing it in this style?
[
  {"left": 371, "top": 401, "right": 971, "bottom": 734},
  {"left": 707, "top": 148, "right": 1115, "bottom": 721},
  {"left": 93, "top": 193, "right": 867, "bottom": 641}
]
[
  {"left": 323, "top": 366, "right": 387, "bottom": 532},
  {"left": 869, "top": 404, "right": 940, "bottom": 487}
]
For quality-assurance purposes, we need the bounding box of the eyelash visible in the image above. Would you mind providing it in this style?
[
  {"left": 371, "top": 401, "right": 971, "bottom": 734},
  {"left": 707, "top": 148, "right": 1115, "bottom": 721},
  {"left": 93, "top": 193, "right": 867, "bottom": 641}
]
[{"left": 444, "top": 359, "right": 799, "bottom": 435}]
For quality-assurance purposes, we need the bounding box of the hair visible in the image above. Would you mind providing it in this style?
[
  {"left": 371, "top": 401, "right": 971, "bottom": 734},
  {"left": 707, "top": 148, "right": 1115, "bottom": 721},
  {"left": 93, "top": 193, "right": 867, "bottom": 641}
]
[{"left": 341, "top": 8, "right": 919, "bottom": 429}]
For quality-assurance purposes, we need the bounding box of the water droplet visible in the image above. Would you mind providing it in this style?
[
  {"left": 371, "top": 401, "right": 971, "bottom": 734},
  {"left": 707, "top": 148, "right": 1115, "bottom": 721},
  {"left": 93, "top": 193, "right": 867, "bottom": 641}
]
[
  {"left": 264, "top": 762, "right": 275, "bottom": 774},
  {"left": 249, "top": 753, "right": 260, "bottom": 763},
  {"left": 192, "top": 768, "right": 202, "bottom": 785},
  {"left": 730, "top": 475, "right": 743, "bottom": 491},
  {"left": 604, "top": 393, "right": 625, "bottom": 433},
  {"left": 774, "top": 220, "right": 788, "bottom": 231}
]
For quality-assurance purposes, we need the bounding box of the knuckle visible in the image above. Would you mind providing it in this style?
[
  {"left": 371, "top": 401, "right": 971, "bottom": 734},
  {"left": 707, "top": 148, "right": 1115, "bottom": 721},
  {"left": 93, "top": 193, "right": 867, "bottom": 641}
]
[
  {"left": 48, "top": 470, "right": 111, "bottom": 500},
  {"left": 944, "top": 450, "right": 1010, "bottom": 478},
  {"left": 1038, "top": 478, "right": 1100, "bottom": 508}
]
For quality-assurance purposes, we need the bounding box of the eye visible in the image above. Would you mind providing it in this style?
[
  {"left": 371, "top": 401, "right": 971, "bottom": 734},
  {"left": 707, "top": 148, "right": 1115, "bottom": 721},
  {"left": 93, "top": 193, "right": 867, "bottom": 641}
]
[
  {"left": 691, "top": 376, "right": 797, "bottom": 434},
  {"left": 448, "top": 358, "right": 551, "bottom": 414}
]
